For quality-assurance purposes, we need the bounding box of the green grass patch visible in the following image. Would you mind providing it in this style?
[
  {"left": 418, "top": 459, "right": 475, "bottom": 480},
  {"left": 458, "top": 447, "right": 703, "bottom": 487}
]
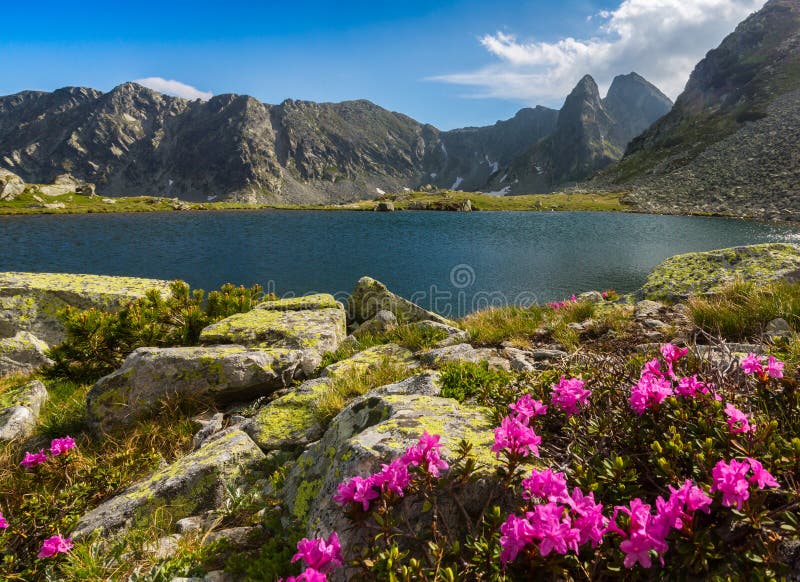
[
  {"left": 439, "top": 361, "right": 514, "bottom": 405},
  {"left": 461, "top": 306, "right": 545, "bottom": 347}
]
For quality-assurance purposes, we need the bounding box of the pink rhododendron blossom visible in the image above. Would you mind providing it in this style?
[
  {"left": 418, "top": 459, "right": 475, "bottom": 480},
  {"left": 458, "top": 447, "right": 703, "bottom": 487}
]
[
  {"left": 612, "top": 498, "right": 667, "bottom": 569},
  {"left": 746, "top": 458, "right": 780, "bottom": 489},
  {"left": 642, "top": 358, "right": 664, "bottom": 381},
  {"left": 570, "top": 488, "right": 608, "bottom": 547},
  {"left": 675, "top": 375, "right": 707, "bottom": 398},
  {"left": 670, "top": 480, "right": 712, "bottom": 514},
  {"left": 499, "top": 514, "right": 537, "bottom": 564},
  {"left": 711, "top": 459, "right": 752, "bottom": 509},
  {"left": 527, "top": 502, "right": 581, "bottom": 557},
  {"left": 522, "top": 468, "right": 570, "bottom": 503},
  {"left": 766, "top": 355, "right": 784, "bottom": 379},
  {"left": 283, "top": 569, "right": 327, "bottom": 582},
  {"left": 740, "top": 353, "right": 763, "bottom": 375},
  {"left": 50, "top": 436, "right": 76, "bottom": 456},
  {"left": 492, "top": 415, "right": 541, "bottom": 458},
  {"left": 38, "top": 535, "right": 73, "bottom": 558},
  {"left": 724, "top": 403, "right": 755, "bottom": 434},
  {"left": 369, "top": 459, "right": 410, "bottom": 497},
  {"left": 0, "top": 512, "right": 8, "bottom": 529},
  {"left": 333, "top": 476, "right": 379, "bottom": 511},
  {"left": 629, "top": 376, "right": 674, "bottom": 414},
  {"left": 291, "top": 532, "right": 342, "bottom": 575},
  {"left": 660, "top": 344, "right": 688, "bottom": 364},
  {"left": 401, "top": 431, "right": 449, "bottom": 477},
  {"left": 509, "top": 394, "right": 547, "bottom": 424},
  {"left": 20, "top": 449, "right": 48, "bottom": 469},
  {"left": 550, "top": 377, "right": 591, "bottom": 417}
]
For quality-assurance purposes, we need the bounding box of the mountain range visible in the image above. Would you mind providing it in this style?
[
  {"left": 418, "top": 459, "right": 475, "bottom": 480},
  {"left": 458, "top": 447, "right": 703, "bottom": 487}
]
[{"left": 0, "top": 73, "right": 670, "bottom": 203}]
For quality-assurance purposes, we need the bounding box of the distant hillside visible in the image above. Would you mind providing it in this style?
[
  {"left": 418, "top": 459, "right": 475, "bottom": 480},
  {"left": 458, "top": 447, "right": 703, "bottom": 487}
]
[
  {"left": 0, "top": 73, "right": 670, "bottom": 203},
  {"left": 602, "top": 0, "right": 800, "bottom": 219}
]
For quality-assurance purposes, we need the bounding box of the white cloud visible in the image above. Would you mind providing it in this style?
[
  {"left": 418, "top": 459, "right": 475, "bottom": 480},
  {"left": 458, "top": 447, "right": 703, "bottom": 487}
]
[
  {"left": 432, "top": 0, "right": 766, "bottom": 104},
  {"left": 134, "top": 77, "right": 213, "bottom": 101}
]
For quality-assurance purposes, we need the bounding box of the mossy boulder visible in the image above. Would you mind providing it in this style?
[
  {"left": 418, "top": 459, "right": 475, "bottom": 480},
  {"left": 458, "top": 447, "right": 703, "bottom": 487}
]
[
  {"left": 642, "top": 243, "right": 800, "bottom": 300},
  {"left": 419, "top": 343, "right": 511, "bottom": 370},
  {"left": 86, "top": 345, "right": 306, "bottom": 432},
  {"left": 71, "top": 430, "right": 265, "bottom": 539},
  {"left": 0, "top": 331, "right": 52, "bottom": 376},
  {"left": 257, "top": 293, "right": 342, "bottom": 312},
  {"left": 348, "top": 276, "right": 451, "bottom": 325},
  {"left": 0, "top": 379, "right": 48, "bottom": 442},
  {"left": 321, "top": 343, "right": 417, "bottom": 379},
  {"left": 242, "top": 378, "right": 330, "bottom": 453},
  {"left": 280, "top": 389, "right": 497, "bottom": 557},
  {"left": 0, "top": 271, "right": 172, "bottom": 345}
]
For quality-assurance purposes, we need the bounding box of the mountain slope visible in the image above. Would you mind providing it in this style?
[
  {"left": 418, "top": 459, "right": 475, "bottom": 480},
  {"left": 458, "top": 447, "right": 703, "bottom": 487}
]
[{"left": 605, "top": 0, "right": 800, "bottom": 218}]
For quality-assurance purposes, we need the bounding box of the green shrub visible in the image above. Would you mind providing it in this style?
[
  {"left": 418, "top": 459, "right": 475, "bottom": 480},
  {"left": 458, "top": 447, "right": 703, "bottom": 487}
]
[
  {"left": 439, "top": 361, "right": 514, "bottom": 405},
  {"left": 46, "top": 281, "right": 266, "bottom": 382}
]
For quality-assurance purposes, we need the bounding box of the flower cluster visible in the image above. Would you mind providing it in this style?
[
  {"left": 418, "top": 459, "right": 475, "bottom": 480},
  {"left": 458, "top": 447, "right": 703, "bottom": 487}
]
[
  {"left": 711, "top": 458, "right": 779, "bottom": 510},
  {"left": 547, "top": 294, "right": 577, "bottom": 310},
  {"left": 501, "top": 468, "right": 608, "bottom": 564},
  {"left": 0, "top": 512, "right": 8, "bottom": 530},
  {"left": 550, "top": 376, "right": 591, "bottom": 417},
  {"left": 286, "top": 532, "right": 343, "bottom": 582},
  {"left": 37, "top": 535, "right": 73, "bottom": 559},
  {"left": 334, "top": 431, "right": 446, "bottom": 511},
  {"left": 492, "top": 394, "right": 545, "bottom": 459},
  {"left": 20, "top": 436, "right": 76, "bottom": 469},
  {"left": 741, "top": 353, "right": 784, "bottom": 380},
  {"left": 724, "top": 403, "right": 755, "bottom": 434}
]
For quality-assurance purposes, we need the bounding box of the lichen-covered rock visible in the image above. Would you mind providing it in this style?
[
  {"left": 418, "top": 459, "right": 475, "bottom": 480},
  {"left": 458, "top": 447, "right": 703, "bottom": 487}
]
[
  {"left": 0, "top": 379, "right": 49, "bottom": 442},
  {"left": 0, "top": 169, "right": 25, "bottom": 201},
  {"left": 641, "top": 244, "right": 800, "bottom": 300},
  {"left": 87, "top": 346, "right": 305, "bottom": 432},
  {"left": 200, "top": 307, "right": 346, "bottom": 356},
  {"left": 352, "top": 310, "right": 397, "bottom": 338},
  {"left": 348, "top": 276, "right": 451, "bottom": 325},
  {"left": 242, "top": 378, "right": 330, "bottom": 453},
  {"left": 0, "top": 331, "right": 53, "bottom": 376},
  {"left": 257, "top": 294, "right": 342, "bottom": 312},
  {"left": 0, "top": 271, "right": 172, "bottom": 345},
  {"left": 371, "top": 372, "right": 441, "bottom": 397},
  {"left": 321, "top": 343, "right": 416, "bottom": 379},
  {"left": 71, "top": 430, "right": 265, "bottom": 539},
  {"left": 419, "top": 343, "right": 510, "bottom": 370},
  {"left": 407, "top": 320, "right": 469, "bottom": 346},
  {"left": 577, "top": 291, "right": 605, "bottom": 304},
  {"left": 280, "top": 391, "right": 497, "bottom": 555}
]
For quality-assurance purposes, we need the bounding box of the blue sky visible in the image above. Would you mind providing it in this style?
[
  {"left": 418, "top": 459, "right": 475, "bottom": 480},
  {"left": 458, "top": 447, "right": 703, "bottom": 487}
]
[{"left": 0, "top": 0, "right": 764, "bottom": 129}]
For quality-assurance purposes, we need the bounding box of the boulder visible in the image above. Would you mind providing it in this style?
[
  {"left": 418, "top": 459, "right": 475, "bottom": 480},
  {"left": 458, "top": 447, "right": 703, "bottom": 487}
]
[
  {"left": 86, "top": 346, "right": 305, "bottom": 432},
  {"left": 280, "top": 391, "right": 497, "bottom": 557},
  {"left": 634, "top": 300, "right": 666, "bottom": 320},
  {"left": 577, "top": 291, "right": 605, "bottom": 304},
  {"left": 0, "top": 331, "right": 53, "bottom": 376},
  {"left": 0, "top": 169, "right": 25, "bottom": 201},
  {"left": 406, "top": 320, "right": 468, "bottom": 346},
  {"left": 352, "top": 310, "right": 397, "bottom": 338},
  {"left": 766, "top": 318, "right": 793, "bottom": 339},
  {"left": 71, "top": 429, "right": 265, "bottom": 540},
  {"left": 193, "top": 413, "right": 226, "bottom": 450},
  {"left": 256, "top": 294, "right": 342, "bottom": 312},
  {"left": 348, "top": 277, "right": 451, "bottom": 326},
  {"left": 370, "top": 372, "right": 441, "bottom": 397},
  {"left": 0, "top": 379, "right": 49, "bottom": 442},
  {"left": 419, "top": 343, "right": 511, "bottom": 370},
  {"left": 374, "top": 201, "right": 395, "bottom": 212},
  {"left": 0, "top": 272, "right": 172, "bottom": 345},
  {"left": 242, "top": 378, "right": 329, "bottom": 453},
  {"left": 641, "top": 244, "right": 800, "bottom": 301},
  {"left": 321, "top": 344, "right": 416, "bottom": 379}
]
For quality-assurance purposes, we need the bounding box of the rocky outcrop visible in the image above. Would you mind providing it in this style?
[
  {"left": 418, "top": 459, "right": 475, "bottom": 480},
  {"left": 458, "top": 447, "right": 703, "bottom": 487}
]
[
  {"left": 419, "top": 343, "right": 511, "bottom": 370},
  {"left": 641, "top": 243, "right": 800, "bottom": 300},
  {"left": 0, "top": 331, "right": 53, "bottom": 376},
  {"left": 36, "top": 173, "right": 95, "bottom": 197},
  {"left": 257, "top": 293, "right": 342, "bottom": 312},
  {"left": 321, "top": 344, "right": 416, "bottom": 379},
  {"left": 0, "top": 380, "right": 48, "bottom": 442},
  {"left": 348, "top": 276, "right": 451, "bottom": 326},
  {"left": 0, "top": 168, "right": 25, "bottom": 200},
  {"left": 71, "top": 429, "right": 265, "bottom": 539},
  {"left": 0, "top": 272, "right": 172, "bottom": 345},
  {"left": 86, "top": 346, "right": 306, "bottom": 432}
]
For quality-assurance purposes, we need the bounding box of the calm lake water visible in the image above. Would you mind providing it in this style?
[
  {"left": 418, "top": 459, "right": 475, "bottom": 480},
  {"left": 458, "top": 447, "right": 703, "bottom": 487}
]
[{"left": 1, "top": 210, "right": 798, "bottom": 317}]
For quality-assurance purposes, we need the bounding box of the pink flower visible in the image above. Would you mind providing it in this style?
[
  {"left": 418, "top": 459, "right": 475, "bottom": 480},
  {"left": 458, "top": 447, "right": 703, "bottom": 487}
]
[
  {"left": 499, "top": 514, "right": 537, "bottom": 564},
  {"left": 570, "top": 488, "right": 608, "bottom": 547},
  {"left": 283, "top": 569, "right": 327, "bottom": 582},
  {"left": 741, "top": 353, "right": 763, "bottom": 375},
  {"left": 641, "top": 358, "right": 664, "bottom": 381},
  {"left": 492, "top": 415, "right": 542, "bottom": 458},
  {"left": 711, "top": 459, "right": 752, "bottom": 509},
  {"left": 661, "top": 344, "right": 688, "bottom": 378},
  {"left": 670, "top": 480, "right": 712, "bottom": 514},
  {"left": 368, "top": 458, "right": 410, "bottom": 497},
  {"left": 613, "top": 498, "right": 667, "bottom": 569},
  {"left": 509, "top": 394, "right": 548, "bottom": 424},
  {"left": 20, "top": 449, "right": 48, "bottom": 469},
  {"left": 724, "top": 403, "right": 755, "bottom": 434},
  {"left": 629, "top": 376, "right": 674, "bottom": 414},
  {"left": 522, "top": 468, "right": 570, "bottom": 503},
  {"left": 333, "top": 476, "right": 378, "bottom": 511},
  {"left": 527, "top": 502, "right": 580, "bottom": 557},
  {"left": 38, "top": 535, "right": 73, "bottom": 558},
  {"left": 291, "top": 532, "right": 342, "bottom": 575},
  {"left": 550, "top": 377, "right": 591, "bottom": 417},
  {"left": 0, "top": 512, "right": 8, "bottom": 529},
  {"left": 675, "top": 375, "right": 706, "bottom": 398},
  {"left": 401, "top": 431, "right": 449, "bottom": 477},
  {"left": 766, "top": 355, "right": 784, "bottom": 379},
  {"left": 50, "top": 436, "right": 77, "bottom": 457},
  {"left": 746, "top": 458, "right": 779, "bottom": 490}
]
